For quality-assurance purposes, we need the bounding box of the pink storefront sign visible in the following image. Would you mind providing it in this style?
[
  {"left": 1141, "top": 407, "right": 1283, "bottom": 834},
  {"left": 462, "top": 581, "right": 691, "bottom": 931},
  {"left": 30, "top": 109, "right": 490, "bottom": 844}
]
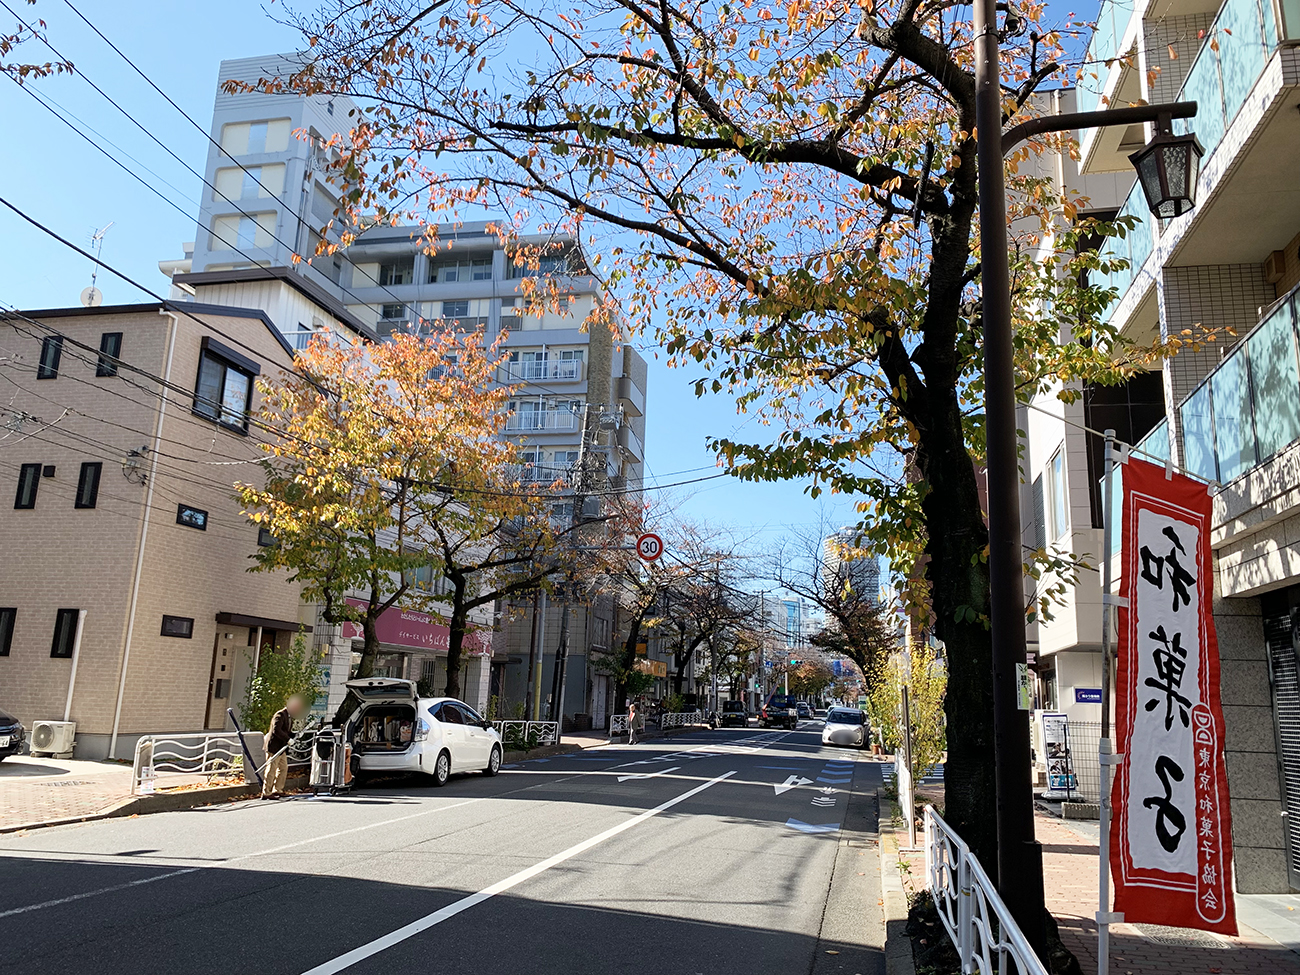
[{"left": 339, "top": 597, "right": 489, "bottom": 655}]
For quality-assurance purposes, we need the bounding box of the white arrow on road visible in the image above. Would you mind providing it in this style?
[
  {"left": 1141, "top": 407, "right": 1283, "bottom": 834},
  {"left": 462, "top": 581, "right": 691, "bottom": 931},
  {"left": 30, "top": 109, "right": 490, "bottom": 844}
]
[
  {"left": 774, "top": 774, "right": 814, "bottom": 795},
  {"left": 617, "top": 766, "right": 681, "bottom": 783}
]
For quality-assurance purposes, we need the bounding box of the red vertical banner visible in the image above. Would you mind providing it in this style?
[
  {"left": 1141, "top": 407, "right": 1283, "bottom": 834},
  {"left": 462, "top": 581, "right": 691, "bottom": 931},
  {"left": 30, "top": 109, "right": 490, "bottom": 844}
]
[{"left": 1111, "top": 457, "right": 1235, "bottom": 934}]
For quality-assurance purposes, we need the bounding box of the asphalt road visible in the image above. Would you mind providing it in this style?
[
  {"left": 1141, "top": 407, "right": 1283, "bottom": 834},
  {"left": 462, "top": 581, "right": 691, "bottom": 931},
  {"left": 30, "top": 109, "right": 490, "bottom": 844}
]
[{"left": 0, "top": 723, "right": 884, "bottom": 975}]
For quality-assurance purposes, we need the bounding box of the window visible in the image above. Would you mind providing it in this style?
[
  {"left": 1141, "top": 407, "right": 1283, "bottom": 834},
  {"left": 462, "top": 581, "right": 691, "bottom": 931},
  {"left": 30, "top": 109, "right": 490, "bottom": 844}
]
[
  {"left": 160, "top": 615, "right": 195, "bottom": 639},
  {"left": 1046, "top": 449, "right": 1068, "bottom": 540},
  {"left": 380, "top": 303, "right": 408, "bottom": 321},
  {"left": 434, "top": 702, "right": 465, "bottom": 724},
  {"left": 37, "top": 336, "right": 63, "bottom": 379},
  {"left": 430, "top": 257, "right": 493, "bottom": 283},
  {"left": 213, "top": 164, "right": 286, "bottom": 202},
  {"left": 193, "top": 339, "right": 259, "bottom": 432},
  {"left": 209, "top": 212, "right": 276, "bottom": 251},
  {"left": 0, "top": 607, "right": 13, "bottom": 656},
  {"left": 220, "top": 118, "right": 290, "bottom": 155},
  {"left": 257, "top": 526, "right": 277, "bottom": 547},
  {"left": 50, "top": 608, "right": 79, "bottom": 658},
  {"left": 379, "top": 259, "right": 414, "bottom": 286},
  {"left": 442, "top": 300, "right": 469, "bottom": 319},
  {"left": 75, "top": 462, "right": 102, "bottom": 509},
  {"left": 96, "top": 332, "right": 122, "bottom": 377},
  {"left": 176, "top": 504, "right": 209, "bottom": 531},
  {"left": 14, "top": 463, "right": 40, "bottom": 509}
]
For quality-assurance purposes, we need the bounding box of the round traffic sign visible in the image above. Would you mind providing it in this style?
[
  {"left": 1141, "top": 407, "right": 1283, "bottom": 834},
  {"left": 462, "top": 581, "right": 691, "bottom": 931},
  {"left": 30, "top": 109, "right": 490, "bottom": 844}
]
[{"left": 635, "top": 532, "right": 664, "bottom": 562}]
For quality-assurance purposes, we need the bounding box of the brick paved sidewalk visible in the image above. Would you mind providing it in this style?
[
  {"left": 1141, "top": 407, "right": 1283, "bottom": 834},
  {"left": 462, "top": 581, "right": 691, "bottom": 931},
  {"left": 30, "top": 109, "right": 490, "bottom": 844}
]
[
  {"left": 1038, "top": 809, "right": 1300, "bottom": 974},
  {"left": 0, "top": 755, "right": 136, "bottom": 831}
]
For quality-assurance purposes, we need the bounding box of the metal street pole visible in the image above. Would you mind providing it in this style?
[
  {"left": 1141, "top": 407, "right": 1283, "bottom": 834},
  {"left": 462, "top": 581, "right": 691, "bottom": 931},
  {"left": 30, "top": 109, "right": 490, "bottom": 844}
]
[{"left": 973, "top": 0, "right": 1046, "bottom": 954}]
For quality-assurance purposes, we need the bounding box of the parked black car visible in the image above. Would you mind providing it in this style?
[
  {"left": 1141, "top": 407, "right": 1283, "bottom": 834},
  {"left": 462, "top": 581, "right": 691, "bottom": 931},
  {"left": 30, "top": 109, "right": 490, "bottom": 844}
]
[
  {"left": 719, "top": 700, "right": 749, "bottom": 728},
  {"left": 0, "top": 706, "right": 25, "bottom": 761},
  {"left": 760, "top": 693, "right": 799, "bottom": 730}
]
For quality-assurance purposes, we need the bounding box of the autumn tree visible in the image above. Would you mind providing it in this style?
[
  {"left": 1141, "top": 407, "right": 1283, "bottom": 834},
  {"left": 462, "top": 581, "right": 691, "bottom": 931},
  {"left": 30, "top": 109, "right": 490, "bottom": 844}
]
[
  {"left": 238, "top": 0, "right": 1208, "bottom": 864},
  {"left": 237, "top": 329, "right": 521, "bottom": 708}
]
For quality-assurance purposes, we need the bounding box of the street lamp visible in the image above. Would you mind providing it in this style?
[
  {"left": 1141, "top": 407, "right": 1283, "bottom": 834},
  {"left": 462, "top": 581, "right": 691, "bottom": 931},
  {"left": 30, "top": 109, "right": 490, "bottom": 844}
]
[
  {"left": 1130, "top": 119, "right": 1204, "bottom": 218},
  {"left": 973, "top": 0, "right": 1201, "bottom": 959}
]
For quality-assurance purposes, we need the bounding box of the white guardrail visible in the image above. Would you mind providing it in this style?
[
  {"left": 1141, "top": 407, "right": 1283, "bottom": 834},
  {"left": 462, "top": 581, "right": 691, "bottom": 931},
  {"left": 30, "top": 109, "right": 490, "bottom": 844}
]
[
  {"left": 660, "top": 710, "right": 708, "bottom": 729},
  {"left": 924, "top": 805, "right": 1049, "bottom": 975},
  {"left": 609, "top": 714, "right": 629, "bottom": 735},
  {"left": 491, "top": 720, "right": 559, "bottom": 748},
  {"left": 132, "top": 731, "right": 261, "bottom": 795}
]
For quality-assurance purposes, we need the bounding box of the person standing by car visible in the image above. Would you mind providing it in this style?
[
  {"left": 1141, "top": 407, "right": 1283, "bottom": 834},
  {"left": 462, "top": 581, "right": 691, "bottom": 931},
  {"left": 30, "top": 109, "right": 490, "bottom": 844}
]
[
  {"left": 263, "top": 695, "right": 306, "bottom": 799},
  {"left": 627, "top": 700, "right": 638, "bottom": 745}
]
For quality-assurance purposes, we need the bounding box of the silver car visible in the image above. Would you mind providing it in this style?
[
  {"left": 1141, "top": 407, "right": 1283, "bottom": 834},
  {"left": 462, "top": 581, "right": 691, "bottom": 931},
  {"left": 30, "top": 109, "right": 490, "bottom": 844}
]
[{"left": 821, "top": 707, "right": 867, "bottom": 748}]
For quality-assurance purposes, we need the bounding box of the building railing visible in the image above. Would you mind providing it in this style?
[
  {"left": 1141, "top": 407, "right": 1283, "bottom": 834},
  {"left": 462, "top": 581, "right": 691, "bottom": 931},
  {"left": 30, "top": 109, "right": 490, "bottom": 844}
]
[
  {"left": 504, "top": 409, "right": 580, "bottom": 432},
  {"left": 661, "top": 710, "right": 708, "bottom": 729},
  {"left": 924, "top": 806, "right": 1050, "bottom": 975},
  {"left": 1177, "top": 282, "right": 1300, "bottom": 485},
  {"left": 1103, "top": 419, "right": 1170, "bottom": 561},
  {"left": 502, "top": 359, "right": 584, "bottom": 382},
  {"left": 1077, "top": 0, "right": 1137, "bottom": 115},
  {"left": 609, "top": 714, "right": 629, "bottom": 735},
  {"left": 491, "top": 720, "right": 559, "bottom": 749},
  {"left": 509, "top": 463, "right": 573, "bottom": 485},
  {"left": 1091, "top": 179, "right": 1152, "bottom": 311},
  {"left": 132, "top": 731, "right": 261, "bottom": 795}
]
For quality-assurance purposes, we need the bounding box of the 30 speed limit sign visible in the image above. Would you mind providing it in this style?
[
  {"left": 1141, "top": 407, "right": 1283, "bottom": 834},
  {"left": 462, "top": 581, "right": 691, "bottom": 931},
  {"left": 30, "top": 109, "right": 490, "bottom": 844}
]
[{"left": 635, "top": 532, "right": 664, "bottom": 562}]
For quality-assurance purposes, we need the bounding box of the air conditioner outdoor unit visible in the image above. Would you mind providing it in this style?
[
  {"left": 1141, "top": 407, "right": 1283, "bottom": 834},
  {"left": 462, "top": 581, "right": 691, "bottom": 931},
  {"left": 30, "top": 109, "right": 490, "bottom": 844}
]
[{"left": 30, "top": 720, "right": 76, "bottom": 757}]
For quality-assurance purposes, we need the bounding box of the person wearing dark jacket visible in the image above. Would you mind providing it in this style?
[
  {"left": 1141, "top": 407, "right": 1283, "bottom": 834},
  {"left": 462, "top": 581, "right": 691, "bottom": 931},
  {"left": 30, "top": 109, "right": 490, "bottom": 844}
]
[{"left": 263, "top": 695, "right": 306, "bottom": 798}]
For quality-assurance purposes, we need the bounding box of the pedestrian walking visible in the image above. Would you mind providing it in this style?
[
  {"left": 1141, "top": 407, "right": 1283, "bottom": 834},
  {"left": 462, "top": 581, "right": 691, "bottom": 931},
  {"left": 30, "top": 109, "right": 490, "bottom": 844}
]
[
  {"left": 627, "top": 701, "right": 637, "bottom": 745},
  {"left": 262, "top": 694, "right": 306, "bottom": 799}
]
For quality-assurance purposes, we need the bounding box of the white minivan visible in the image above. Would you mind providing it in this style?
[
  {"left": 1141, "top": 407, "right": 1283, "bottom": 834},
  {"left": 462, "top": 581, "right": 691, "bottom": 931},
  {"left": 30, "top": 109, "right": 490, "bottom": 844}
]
[{"left": 344, "top": 678, "right": 503, "bottom": 784}]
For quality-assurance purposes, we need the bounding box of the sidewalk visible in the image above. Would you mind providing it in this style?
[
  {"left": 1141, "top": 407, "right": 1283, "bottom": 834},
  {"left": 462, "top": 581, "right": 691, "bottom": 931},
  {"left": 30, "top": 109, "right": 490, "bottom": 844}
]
[
  {"left": 0, "top": 755, "right": 137, "bottom": 832},
  {"left": 1038, "top": 809, "right": 1300, "bottom": 974}
]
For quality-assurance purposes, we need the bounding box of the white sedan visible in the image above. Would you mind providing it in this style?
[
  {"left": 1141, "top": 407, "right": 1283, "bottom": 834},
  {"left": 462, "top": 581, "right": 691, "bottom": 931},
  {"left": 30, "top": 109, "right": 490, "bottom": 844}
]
[
  {"left": 344, "top": 678, "right": 503, "bottom": 784},
  {"left": 821, "top": 707, "right": 868, "bottom": 748}
]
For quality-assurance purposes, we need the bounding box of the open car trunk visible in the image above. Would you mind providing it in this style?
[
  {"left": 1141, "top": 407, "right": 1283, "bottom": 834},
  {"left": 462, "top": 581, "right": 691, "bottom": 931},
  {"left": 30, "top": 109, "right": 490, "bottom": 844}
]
[{"left": 351, "top": 704, "right": 417, "bottom": 753}]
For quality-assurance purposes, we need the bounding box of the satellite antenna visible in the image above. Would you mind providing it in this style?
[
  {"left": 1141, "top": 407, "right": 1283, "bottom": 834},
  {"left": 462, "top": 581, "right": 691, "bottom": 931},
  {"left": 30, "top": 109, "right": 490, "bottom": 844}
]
[{"left": 80, "top": 221, "right": 113, "bottom": 308}]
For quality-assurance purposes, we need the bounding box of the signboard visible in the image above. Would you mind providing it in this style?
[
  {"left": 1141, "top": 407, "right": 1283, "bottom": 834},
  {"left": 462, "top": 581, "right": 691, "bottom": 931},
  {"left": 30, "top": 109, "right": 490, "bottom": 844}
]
[
  {"left": 1040, "top": 711, "right": 1078, "bottom": 797},
  {"left": 1016, "top": 663, "right": 1033, "bottom": 710},
  {"left": 339, "top": 598, "right": 489, "bottom": 655},
  {"left": 635, "top": 532, "right": 664, "bottom": 561},
  {"left": 1075, "top": 687, "right": 1102, "bottom": 704},
  {"left": 634, "top": 658, "right": 668, "bottom": 678},
  {"left": 1112, "top": 458, "right": 1235, "bottom": 934}
]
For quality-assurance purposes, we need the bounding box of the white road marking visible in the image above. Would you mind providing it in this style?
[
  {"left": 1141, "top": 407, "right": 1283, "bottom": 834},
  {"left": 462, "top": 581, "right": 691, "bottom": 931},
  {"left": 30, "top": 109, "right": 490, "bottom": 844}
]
[
  {"left": 774, "top": 774, "right": 814, "bottom": 795},
  {"left": 300, "top": 770, "right": 739, "bottom": 975},
  {"left": 0, "top": 796, "right": 487, "bottom": 920},
  {"left": 617, "top": 766, "right": 681, "bottom": 783}
]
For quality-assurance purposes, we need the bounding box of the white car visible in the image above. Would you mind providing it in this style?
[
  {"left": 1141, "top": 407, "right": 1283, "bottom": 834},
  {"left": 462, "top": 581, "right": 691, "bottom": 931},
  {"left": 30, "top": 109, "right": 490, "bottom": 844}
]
[
  {"left": 821, "top": 707, "right": 868, "bottom": 748},
  {"left": 344, "top": 678, "right": 503, "bottom": 784}
]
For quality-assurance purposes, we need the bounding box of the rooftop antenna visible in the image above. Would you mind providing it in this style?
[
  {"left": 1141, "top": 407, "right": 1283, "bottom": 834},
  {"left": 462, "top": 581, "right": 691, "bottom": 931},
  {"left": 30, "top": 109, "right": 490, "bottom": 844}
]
[{"left": 80, "top": 221, "right": 113, "bottom": 307}]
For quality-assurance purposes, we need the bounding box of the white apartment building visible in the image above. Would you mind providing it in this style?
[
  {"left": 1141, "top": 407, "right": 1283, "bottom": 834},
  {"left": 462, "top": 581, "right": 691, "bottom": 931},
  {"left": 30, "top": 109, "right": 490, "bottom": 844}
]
[{"left": 1022, "top": 0, "right": 1300, "bottom": 893}]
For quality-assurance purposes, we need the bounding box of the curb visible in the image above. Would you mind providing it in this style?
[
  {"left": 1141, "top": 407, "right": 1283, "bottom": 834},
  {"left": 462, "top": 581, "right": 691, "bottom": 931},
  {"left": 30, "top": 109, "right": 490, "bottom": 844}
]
[
  {"left": 877, "top": 794, "right": 918, "bottom": 975},
  {"left": 504, "top": 742, "right": 581, "bottom": 763}
]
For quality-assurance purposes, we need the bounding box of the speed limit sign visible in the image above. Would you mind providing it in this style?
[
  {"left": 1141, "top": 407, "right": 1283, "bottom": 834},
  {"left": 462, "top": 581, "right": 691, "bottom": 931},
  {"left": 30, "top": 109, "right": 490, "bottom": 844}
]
[{"left": 635, "top": 532, "right": 664, "bottom": 562}]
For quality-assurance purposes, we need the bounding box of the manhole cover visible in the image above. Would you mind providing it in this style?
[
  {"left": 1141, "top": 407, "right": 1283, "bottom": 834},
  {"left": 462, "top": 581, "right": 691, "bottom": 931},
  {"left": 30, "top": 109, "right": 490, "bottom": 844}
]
[{"left": 1134, "top": 924, "right": 1227, "bottom": 949}]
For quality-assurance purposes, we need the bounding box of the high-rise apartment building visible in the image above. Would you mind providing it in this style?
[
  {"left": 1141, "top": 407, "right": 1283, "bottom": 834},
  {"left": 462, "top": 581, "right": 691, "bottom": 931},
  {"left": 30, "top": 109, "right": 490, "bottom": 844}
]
[{"left": 821, "top": 530, "right": 881, "bottom": 606}]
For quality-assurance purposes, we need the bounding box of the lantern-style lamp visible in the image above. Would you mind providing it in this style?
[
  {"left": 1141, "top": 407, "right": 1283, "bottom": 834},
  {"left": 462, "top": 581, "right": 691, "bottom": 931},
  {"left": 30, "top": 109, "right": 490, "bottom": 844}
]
[{"left": 1129, "top": 115, "right": 1204, "bottom": 219}]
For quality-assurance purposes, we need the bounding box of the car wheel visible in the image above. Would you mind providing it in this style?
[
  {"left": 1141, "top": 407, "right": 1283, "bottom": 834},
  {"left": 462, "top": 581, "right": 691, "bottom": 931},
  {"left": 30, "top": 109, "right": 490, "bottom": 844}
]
[
  {"left": 483, "top": 745, "right": 501, "bottom": 777},
  {"left": 432, "top": 750, "right": 451, "bottom": 786}
]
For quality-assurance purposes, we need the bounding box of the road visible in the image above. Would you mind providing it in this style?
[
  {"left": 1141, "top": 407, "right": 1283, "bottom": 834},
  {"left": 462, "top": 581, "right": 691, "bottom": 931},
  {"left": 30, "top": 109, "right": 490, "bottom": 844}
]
[{"left": 0, "top": 723, "right": 884, "bottom": 975}]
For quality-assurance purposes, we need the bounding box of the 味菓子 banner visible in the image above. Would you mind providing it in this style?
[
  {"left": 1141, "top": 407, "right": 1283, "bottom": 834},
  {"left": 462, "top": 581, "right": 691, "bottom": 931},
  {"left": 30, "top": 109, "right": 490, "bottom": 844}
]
[{"left": 1111, "top": 457, "right": 1235, "bottom": 934}]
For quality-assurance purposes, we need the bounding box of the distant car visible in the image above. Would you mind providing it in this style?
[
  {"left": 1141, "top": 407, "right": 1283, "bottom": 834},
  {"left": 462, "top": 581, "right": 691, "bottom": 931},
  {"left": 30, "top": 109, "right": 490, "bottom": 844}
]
[
  {"left": 760, "top": 694, "right": 799, "bottom": 730},
  {"left": 719, "top": 700, "right": 749, "bottom": 728},
  {"left": 814, "top": 708, "right": 827, "bottom": 719},
  {"left": 822, "top": 707, "right": 867, "bottom": 748},
  {"left": 796, "top": 702, "right": 813, "bottom": 719},
  {"left": 344, "top": 678, "right": 502, "bottom": 785},
  {"left": 0, "top": 706, "right": 24, "bottom": 761}
]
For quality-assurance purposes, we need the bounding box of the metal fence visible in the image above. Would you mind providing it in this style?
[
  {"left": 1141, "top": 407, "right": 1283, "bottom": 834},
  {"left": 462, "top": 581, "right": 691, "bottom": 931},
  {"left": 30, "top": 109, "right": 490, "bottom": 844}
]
[
  {"left": 924, "top": 806, "right": 1049, "bottom": 975},
  {"left": 132, "top": 731, "right": 260, "bottom": 795},
  {"left": 491, "top": 720, "right": 559, "bottom": 749},
  {"left": 609, "top": 714, "right": 629, "bottom": 736},
  {"left": 661, "top": 710, "right": 708, "bottom": 729},
  {"left": 1062, "top": 720, "right": 1102, "bottom": 803}
]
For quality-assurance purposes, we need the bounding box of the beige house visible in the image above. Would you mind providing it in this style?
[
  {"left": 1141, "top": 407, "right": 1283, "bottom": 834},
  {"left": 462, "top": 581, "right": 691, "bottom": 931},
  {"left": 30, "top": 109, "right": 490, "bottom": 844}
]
[{"left": 0, "top": 301, "right": 307, "bottom": 759}]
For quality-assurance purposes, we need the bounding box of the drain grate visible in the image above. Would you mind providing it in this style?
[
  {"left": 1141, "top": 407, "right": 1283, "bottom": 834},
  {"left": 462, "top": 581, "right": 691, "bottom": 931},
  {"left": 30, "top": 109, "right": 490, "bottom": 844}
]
[{"left": 1133, "top": 924, "right": 1228, "bottom": 949}]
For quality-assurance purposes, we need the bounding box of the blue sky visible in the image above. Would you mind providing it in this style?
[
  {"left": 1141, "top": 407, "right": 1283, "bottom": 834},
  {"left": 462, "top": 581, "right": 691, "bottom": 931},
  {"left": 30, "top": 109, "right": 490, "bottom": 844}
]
[{"left": 0, "top": 0, "right": 1095, "bottom": 556}]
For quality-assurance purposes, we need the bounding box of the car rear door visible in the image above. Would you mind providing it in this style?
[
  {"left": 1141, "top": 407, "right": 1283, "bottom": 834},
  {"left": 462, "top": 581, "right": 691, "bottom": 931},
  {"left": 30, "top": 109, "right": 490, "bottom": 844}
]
[
  {"left": 454, "top": 703, "right": 494, "bottom": 767},
  {"left": 431, "top": 703, "right": 469, "bottom": 770}
]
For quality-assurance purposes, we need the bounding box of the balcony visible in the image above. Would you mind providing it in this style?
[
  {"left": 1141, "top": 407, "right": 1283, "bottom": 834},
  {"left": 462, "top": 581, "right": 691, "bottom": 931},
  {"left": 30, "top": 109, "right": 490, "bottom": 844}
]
[
  {"left": 501, "top": 359, "right": 585, "bottom": 383},
  {"left": 508, "top": 463, "right": 573, "bottom": 485},
  {"left": 504, "top": 409, "right": 580, "bottom": 433},
  {"left": 1077, "top": 0, "right": 1137, "bottom": 116},
  {"left": 1177, "top": 286, "right": 1300, "bottom": 485},
  {"left": 617, "top": 423, "right": 644, "bottom": 461},
  {"left": 616, "top": 375, "right": 645, "bottom": 417}
]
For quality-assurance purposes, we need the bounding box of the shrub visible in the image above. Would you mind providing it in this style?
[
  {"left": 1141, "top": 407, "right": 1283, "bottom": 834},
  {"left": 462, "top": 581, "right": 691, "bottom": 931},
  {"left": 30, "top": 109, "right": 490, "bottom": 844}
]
[{"left": 238, "top": 635, "right": 324, "bottom": 732}]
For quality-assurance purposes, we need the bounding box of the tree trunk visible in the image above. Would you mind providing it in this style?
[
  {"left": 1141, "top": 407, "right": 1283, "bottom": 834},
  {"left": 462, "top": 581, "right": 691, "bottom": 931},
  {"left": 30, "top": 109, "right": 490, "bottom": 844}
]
[
  {"left": 445, "top": 579, "right": 468, "bottom": 700},
  {"left": 612, "top": 614, "right": 643, "bottom": 714}
]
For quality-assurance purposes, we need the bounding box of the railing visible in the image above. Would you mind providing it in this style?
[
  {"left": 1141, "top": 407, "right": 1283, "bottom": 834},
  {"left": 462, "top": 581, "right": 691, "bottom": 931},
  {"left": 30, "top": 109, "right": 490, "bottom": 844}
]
[
  {"left": 502, "top": 360, "right": 584, "bottom": 382},
  {"left": 510, "top": 463, "right": 573, "bottom": 485},
  {"left": 492, "top": 720, "right": 559, "bottom": 750},
  {"left": 132, "top": 732, "right": 261, "bottom": 795},
  {"left": 1077, "top": 0, "right": 1137, "bottom": 115},
  {"left": 1091, "top": 179, "right": 1152, "bottom": 310},
  {"left": 504, "top": 410, "right": 579, "bottom": 432},
  {"left": 924, "top": 806, "right": 1050, "bottom": 975},
  {"left": 609, "top": 714, "right": 629, "bottom": 735},
  {"left": 1177, "top": 284, "right": 1300, "bottom": 484},
  {"left": 661, "top": 710, "right": 708, "bottom": 729},
  {"left": 1102, "top": 420, "right": 1169, "bottom": 561},
  {"left": 1172, "top": 0, "right": 1278, "bottom": 162}
]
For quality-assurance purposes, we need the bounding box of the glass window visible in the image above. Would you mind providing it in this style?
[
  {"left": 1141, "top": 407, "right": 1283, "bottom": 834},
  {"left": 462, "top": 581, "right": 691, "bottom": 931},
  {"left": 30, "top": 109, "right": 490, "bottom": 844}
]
[
  {"left": 1210, "top": 348, "right": 1257, "bottom": 482},
  {"left": 443, "top": 300, "right": 469, "bottom": 319},
  {"left": 1180, "top": 383, "right": 1217, "bottom": 481},
  {"left": 75, "top": 462, "right": 102, "bottom": 509},
  {"left": 458, "top": 703, "right": 484, "bottom": 725},
  {"left": 0, "top": 607, "right": 14, "bottom": 656},
  {"left": 1247, "top": 302, "right": 1300, "bottom": 460},
  {"left": 50, "top": 608, "right": 79, "bottom": 658},
  {"left": 96, "top": 332, "right": 122, "bottom": 377},
  {"left": 37, "top": 336, "right": 62, "bottom": 379},
  {"left": 194, "top": 351, "right": 255, "bottom": 432},
  {"left": 435, "top": 703, "right": 464, "bottom": 724},
  {"left": 14, "top": 463, "right": 40, "bottom": 509},
  {"left": 381, "top": 303, "right": 407, "bottom": 321},
  {"left": 379, "top": 259, "right": 414, "bottom": 286},
  {"left": 1047, "top": 449, "right": 1068, "bottom": 540},
  {"left": 246, "top": 121, "right": 269, "bottom": 154},
  {"left": 176, "top": 504, "right": 209, "bottom": 530}
]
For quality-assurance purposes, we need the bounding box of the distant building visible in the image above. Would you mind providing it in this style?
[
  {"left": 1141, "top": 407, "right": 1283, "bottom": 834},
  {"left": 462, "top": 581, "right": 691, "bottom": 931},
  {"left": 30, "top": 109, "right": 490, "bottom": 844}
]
[{"left": 821, "top": 530, "right": 881, "bottom": 606}]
